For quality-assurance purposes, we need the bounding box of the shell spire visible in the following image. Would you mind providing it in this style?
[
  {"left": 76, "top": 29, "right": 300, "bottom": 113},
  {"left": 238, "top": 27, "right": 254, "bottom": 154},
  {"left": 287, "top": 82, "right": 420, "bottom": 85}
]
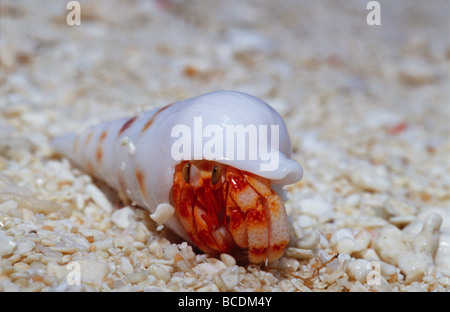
[{"left": 52, "top": 132, "right": 78, "bottom": 159}]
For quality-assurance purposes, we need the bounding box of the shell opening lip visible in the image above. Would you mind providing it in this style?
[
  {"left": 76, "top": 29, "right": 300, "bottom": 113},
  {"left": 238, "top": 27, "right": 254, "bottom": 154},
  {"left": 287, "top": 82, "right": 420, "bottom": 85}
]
[
  {"left": 269, "top": 158, "right": 304, "bottom": 185},
  {"left": 189, "top": 155, "right": 303, "bottom": 186}
]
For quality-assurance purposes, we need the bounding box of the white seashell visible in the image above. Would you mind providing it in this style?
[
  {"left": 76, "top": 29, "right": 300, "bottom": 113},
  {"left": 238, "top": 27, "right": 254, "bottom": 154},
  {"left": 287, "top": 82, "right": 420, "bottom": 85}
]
[{"left": 52, "top": 90, "right": 303, "bottom": 262}]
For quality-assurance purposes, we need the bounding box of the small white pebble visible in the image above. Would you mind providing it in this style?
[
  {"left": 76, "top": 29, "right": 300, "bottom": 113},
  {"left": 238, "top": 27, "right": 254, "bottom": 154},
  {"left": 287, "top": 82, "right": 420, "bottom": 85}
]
[
  {"left": 0, "top": 280, "right": 20, "bottom": 292},
  {"left": 123, "top": 271, "right": 147, "bottom": 284},
  {"left": 77, "top": 257, "right": 110, "bottom": 284},
  {"left": 196, "top": 284, "right": 219, "bottom": 292},
  {"left": 150, "top": 203, "right": 175, "bottom": 225},
  {"left": 120, "top": 257, "right": 134, "bottom": 275},
  {"left": 93, "top": 238, "right": 113, "bottom": 251},
  {"left": 370, "top": 277, "right": 393, "bottom": 292},
  {"left": 111, "top": 206, "right": 135, "bottom": 229},
  {"left": 298, "top": 198, "right": 334, "bottom": 222},
  {"left": 285, "top": 247, "right": 314, "bottom": 260},
  {"left": 132, "top": 241, "right": 145, "bottom": 250},
  {"left": 349, "top": 282, "right": 369, "bottom": 292},
  {"left": 346, "top": 259, "right": 372, "bottom": 283},
  {"left": 134, "top": 222, "right": 151, "bottom": 243},
  {"left": 331, "top": 229, "right": 364, "bottom": 255},
  {"left": 114, "top": 235, "right": 134, "bottom": 248},
  {"left": 435, "top": 232, "right": 450, "bottom": 275},
  {"left": 413, "top": 213, "right": 442, "bottom": 254},
  {"left": 337, "top": 238, "right": 364, "bottom": 255},
  {"left": 75, "top": 194, "right": 85, "bottom": 210},
  {"left": 149, "top": 264, "right": 171, "bottom": 282},
  {"left": 149, "top": 241, "right": 164, "bottom": 259},
  {"left": 85, "top": 184, "right": 112, "bottom": 212},
  {"left": 194, "top": 262, "right": 225, "bottom": 277},
  {"left": 350, "top": 169, "right": 390, "bottom": 192},
  {"left": 220, "top": 254, "right": 236, "bottom": 267},
  {"left": 279, "top": 279, "right": 294, "bottom": 292},
  {"left": 35, "top": 178, "right": 44, "bottom": 186},
  {"left": 278, "top": 257, "right": 300, "bottom": 272},
  {"left": 295, "top": 215, "right": 317, "bottom": 228},
  {"left": 379, "top": 261, "right": 400, "bottom": 279},
  {"left": 354, "top": 230, "right": 372, "bottom": 250},
  {"left": 58, "top": 169, "right": 75, "bottom": 182},
  {"left": 330, "top": 228, "right": 354, "bottom": 245},
  {"left": 175, "top": 260, "right": 192, "bottom": 272},
  {"left": 385, "top": 198, "right": 417, "bottom": 217},
  {"left": 163, "top": 244, "right": 179, "bottom": 260},
  {"left": 219, "top": 266, "right": 239, "bottom": 290},
  {"left": 295, "top": 231, "right": 320, "bottom": 250},
  {"left": 13, "top": 262, "right": 29, "bottom": 271},
  {"left": 0, "top": 199, "right": 18, "bottom": 214},
  {"left": 0, "top": 232, "right": 17, "bottom": 257},
  {"left": 156, "top": 225, "right": 164, "bottom": 231},
  {"left": 344, "top": 194, "right": 361, "bottom": 208},
  {"left": 14, "top": 239, "right": 35, "bottom": 255}
]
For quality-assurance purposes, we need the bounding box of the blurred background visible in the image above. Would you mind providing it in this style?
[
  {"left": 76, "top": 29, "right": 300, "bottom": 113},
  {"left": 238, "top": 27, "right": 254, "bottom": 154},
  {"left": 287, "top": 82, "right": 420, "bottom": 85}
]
[
  {"left": 1, "top": 0, "right": 447, "bottom": 121},
  {"left": 1, "top": 0, "right": 448, "bottom": 174},
  {"left": 1, "top": 0, "right": 448, "bottom": 185}
]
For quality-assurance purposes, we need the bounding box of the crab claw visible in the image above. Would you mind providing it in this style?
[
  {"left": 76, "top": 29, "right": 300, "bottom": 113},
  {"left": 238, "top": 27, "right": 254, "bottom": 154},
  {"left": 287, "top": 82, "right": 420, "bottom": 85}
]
[{"left": 171, "top": 160, "right": 290, "bottom": 264}]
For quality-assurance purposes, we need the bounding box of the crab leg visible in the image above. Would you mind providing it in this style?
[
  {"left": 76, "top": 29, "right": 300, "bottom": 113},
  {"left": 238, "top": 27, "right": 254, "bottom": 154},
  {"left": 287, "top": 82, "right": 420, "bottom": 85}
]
[
  {"left": 245, "top": 199, "right": 270, "bottom": 263},
  {"left": 172, "top": 166, "right": 216, "bottom": 255},
  {"left": 225, "top": 168, "right": 290, "bottom": 263},
  {"left": 225, "top": 196, "right": 248, "bottom": 249},
  {"left": 265, "top": 193, "right": 289, "bottom": 262}
]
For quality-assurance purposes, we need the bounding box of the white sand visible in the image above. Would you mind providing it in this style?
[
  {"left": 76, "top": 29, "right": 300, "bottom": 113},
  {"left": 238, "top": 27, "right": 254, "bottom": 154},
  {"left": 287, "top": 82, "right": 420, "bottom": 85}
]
[{"left": 0, "top": 0, "right": 449, "bottom": 291}]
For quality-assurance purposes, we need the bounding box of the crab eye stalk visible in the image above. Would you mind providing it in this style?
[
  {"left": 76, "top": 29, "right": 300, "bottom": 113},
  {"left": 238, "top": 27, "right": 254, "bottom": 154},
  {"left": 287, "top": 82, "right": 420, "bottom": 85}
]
[
  {"left": 182, "top": 162, "right": 191, "bottom": 183},
  {"left": 211, "top": 164, "right": 221, "bottom": 185}
]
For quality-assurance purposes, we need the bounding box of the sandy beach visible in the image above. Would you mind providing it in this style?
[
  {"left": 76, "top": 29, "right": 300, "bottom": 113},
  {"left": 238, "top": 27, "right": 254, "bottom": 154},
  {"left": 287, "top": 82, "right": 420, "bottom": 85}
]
[{"left": 0, "top": 0, "right": 449, "bottom": 291}]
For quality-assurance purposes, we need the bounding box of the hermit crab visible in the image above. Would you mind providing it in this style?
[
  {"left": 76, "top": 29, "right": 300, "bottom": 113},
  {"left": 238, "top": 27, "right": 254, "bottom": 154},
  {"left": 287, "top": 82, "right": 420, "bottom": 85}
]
[{"left": 52, "top": 91, "right": 303, "bottom": 264}]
